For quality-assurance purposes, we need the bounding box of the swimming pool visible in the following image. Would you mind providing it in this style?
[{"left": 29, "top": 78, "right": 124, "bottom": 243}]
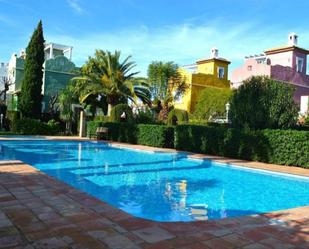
[{"left": 0, "top": 139, "right": 308, "bottom": 222}]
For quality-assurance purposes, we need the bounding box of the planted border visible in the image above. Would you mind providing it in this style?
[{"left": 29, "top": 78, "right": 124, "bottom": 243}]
[
  {"left": 137, "top": 124, "right": 174, "bottom": 148},
  {"left": 87, "top": 121, "right": 174, "bottom": 148},
  {"left": 175, "top": 125, "right": 309, "bottom": 168}
]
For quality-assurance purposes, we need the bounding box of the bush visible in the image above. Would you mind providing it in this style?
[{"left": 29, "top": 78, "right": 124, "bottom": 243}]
[
  {"left": 14, "top": 118, "right": 59, "bottom": 135},
  {"left": 137, "top": 124, "right": 174, "bottom": 148},
  {"left": 87, "top": 121, "right": 174, "bottom": 148},
  {"left": 175, "top": 124, "right": 309, "bottom": 168},
  {"left": 192, "top": 87, "right": 232, "bottom": 120},
  {"left": 110, "top": 104, "right": 134, "bottom": 123},
  {"left": 262, "top": 129, "right": 309, "bottom": 167},
  {"left": 87, "top": 121, "right": 137, "bottom": 143},
  {"left": 93, "top": 116, "right": 109, "bottom": 122},
  {"left": 135, "top": 110, "right": 157, "bottom": 124},
  {"left": 47, "top": 119, "right": 61, "bottom": 134},
  {"left": 6, "top": 111, "right": 20, "bottom": 131},
  {"left": 167, "top": 109, "right": 189, "bottom": 125},
  {"left": 230, "top": 76, "right": 298, "bottom": 129},
  {"left": 304, "top": 115, "right": 309, "bottom": 127}
]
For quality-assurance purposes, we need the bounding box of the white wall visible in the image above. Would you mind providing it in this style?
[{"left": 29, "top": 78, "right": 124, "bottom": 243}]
[{"left": 300, "top": 96, "right": 309, "bottom": 115}]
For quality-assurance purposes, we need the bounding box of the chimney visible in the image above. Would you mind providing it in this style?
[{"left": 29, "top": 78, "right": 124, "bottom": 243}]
[
  {"left": 288, "top": 32, "right": 298, "bottom": 46},
  {"left": 19, "top": 49, "right": 26, "bottom": 58},
  {"left": 211, "top": 47, "right": 219, "bottom": 58}
]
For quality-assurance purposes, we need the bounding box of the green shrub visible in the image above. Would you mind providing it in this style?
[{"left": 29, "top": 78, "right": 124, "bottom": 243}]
[
  {"left": 93, "top": 116, "right": 109, "bottom": 122},
  {"left": 230, "top": 76, "right": 298, "bottom": 129},
  {"left": 262, "top": 129, "right": 309, "bottom": 167},
  {"left": 135, "top": 110, "right": 157, "bottom": 124},
  {"left": 175, "top": 124, "right": 309, "bottom": 168},
  {"left": 47, "top": 119, "right": 61, "bottom": 134},
  {"left": 167, "top": 109, "right": 189, "bottom": 125},
  {"left": 137, "top": 124, "right": 174, "bottom": 148},
  {"left": 15, "top": 118, "right": 59, "bottom": 135},
  {"left": 0, "top": 131, "right": 18, "bottom": 135},
  {"left": 87, "top": 121, "right": 137, "bottom": 143},
  {"left": 87, "top": 121, "right": 174, "bottom": 148},
  {"left": 87, "top": 121, "right": 309, "bottom": 168},
  {"left": 110, "top": 104, "right": 134, "bottom": 123},
  {"left": 87, "top": 121, "right": 102, "bottom": 137},
  {"left": 304, "top": 115, "right": 309, "bottom": 127},
  {"left": 192, "top": 87, "right": 232, "bottom": 120},
  {"left": 6, "top": 111, "right": 20, "bottom": 131}
]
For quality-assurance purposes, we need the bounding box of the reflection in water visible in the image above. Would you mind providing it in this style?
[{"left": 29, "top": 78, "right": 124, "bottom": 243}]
[
  {"left": 165, "top": 179, "right": 210, "bottom": 221},
  {"left": 190, "top": 204, "right": 208, "bottom": 221},
  {"left": 78, "top": 143, "right": 82, "bottom": 166},
  {"left": 165, "top": 182, "right": 172, "bottom": 199},
  {"left": 220, "top": 190, "right": 227, "bottom": 219},
  {"left": 164, "top": 180, "right": 188, "bottom": 211},
  {"left": 178, "top": 180, "right": 187, "bottom": 210},
  {"left": 104, "top": 162, "right": 109, "bottom": 174}
]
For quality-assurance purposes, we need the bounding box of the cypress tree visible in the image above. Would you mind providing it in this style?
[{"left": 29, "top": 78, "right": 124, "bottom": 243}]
[{"left": 18, "top": 20, "right": 45, "bottom": 118}]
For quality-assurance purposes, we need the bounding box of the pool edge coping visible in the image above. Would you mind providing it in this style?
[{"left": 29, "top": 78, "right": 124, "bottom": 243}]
[{"left": 1, "top": 159, "right": 309, "bottom": 224}]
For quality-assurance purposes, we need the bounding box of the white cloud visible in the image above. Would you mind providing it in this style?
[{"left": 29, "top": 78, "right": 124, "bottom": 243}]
[
  {"left": 0, "top": 14, "right": 17, "bottom": 26},
  {"left": 67, "top": 0, "right": 85, "bottom": 15},
  {"left": 48, "top": 20, "right": 309, "bottom": 77}
]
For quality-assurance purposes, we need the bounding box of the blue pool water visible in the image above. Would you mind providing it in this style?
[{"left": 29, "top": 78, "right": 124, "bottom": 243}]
[{"left": 0, "top": 139, "right": 309, "bottom": 222}]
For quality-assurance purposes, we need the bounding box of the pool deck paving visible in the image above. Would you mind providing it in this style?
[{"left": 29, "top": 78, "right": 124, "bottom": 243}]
[{"left": 0, "top": 137, "right": 308, "bottom": 248}]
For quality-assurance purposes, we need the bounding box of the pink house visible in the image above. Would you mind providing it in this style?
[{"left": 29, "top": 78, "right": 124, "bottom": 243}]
[{"left": 231, "top": 33, "right": 309, "bottom": 104}]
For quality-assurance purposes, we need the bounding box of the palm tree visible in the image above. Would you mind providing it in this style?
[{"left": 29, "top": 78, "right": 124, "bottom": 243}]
[
  {"left": 58, "top": 83, "right": 79, "bottom": 134},
  {"left": 72, "top": 50, "right": 151, "bottom": 116},
  {"left": 147, "top": 61, "right": 188, "bottom": 121}
]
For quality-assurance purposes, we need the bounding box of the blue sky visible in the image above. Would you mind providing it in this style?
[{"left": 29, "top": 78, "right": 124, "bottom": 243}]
[{"left": 1, "top": 0, "right": 309, "bottom": 76}]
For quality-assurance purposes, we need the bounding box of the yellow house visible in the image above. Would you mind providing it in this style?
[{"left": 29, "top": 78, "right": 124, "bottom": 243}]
[{"left": 174, "top": 48, "right": 231, "bottom": 112}]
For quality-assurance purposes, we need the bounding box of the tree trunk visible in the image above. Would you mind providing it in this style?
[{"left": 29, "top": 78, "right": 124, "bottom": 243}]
[
  {"left": 107, "top": 103, "right": 113, "bottom": 116},
  {"left": 158, "top": 103, "right": 169, "bottom": 121},
  {"left": 66, "top": 121, "right": 71, "bottom": 135},
  {"left": 79, "top": 110, "right": 86, "bottom": 137}
]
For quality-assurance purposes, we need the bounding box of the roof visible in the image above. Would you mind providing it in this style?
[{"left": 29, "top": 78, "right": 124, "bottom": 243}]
[
  {"left": 196, "top": 57, "right": 231, "bottom": 64},
  {"left": 265, "top": 45, "right": 309, "bottom": 55},
  {"left": 44, "top": 42, "right": 72, "bottom": 51},
  {"left": 181, "top": 63, "right": 197, "bottom": 68}
]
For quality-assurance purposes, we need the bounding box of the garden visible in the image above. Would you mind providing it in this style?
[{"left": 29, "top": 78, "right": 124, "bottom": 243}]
[{"left": 1, "top": 21, "right": 309, "bottom": 169}]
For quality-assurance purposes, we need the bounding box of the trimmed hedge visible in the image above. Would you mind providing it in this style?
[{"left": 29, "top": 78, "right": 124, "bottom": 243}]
[
  {"left": 87, "top": 121, "right": 308, "bottom": 168},
  {"left": 87, "top": 121, "right": 174, "bottom": 148},
  {"left": 87, "top": 121, "right": 137, "bottom": 143},
  {"left": 175, "top": 125, "right": 309, "bottom": 168},
  {"left": 137, "top": 124, "right": 174, "bottom": 148},
  {"left": 262, "top": 129, "right": 309, "bottom": 167},
  {"left": 14, "top": 118, "right": 59, "bottom": 135}
]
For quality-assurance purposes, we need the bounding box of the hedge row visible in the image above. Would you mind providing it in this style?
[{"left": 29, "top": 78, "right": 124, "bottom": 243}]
[
  {"left": 87, "top": 122, "right": 309, "bottom": 167},
  {"left": 175, "top": 125, "right": 309, "bottom": 168},
  {"left": 137, "top": 124, "right": 174, "bottom": 148},
  {"left": 87, "top": 121, "right": 174, "bottom": 148},
  {"left": 14, "top": 118, "right": 60, "bottom": 135}
]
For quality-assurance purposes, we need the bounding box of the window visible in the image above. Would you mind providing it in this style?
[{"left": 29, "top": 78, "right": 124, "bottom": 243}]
[
  {"left": 173, "top": 90, "right": 182, "bottom": 104},
  {"left": 296, "top": 57, "right": 304, "bottom": 73},
  {"left": 247, "top": 65, "right": 252, "bottom": 71},
  {"left": 218, "top": 67, "right": 225, "bottom": 79}
]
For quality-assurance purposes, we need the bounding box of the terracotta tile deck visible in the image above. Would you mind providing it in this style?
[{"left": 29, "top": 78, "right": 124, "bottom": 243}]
[{"left": 0, "top": 137, "right": 308, "bottom": 248}]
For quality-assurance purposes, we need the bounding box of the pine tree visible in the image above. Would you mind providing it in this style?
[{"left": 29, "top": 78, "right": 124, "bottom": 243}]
[{"left": 18, "top": 20, "right": 45, "bottom": 118}]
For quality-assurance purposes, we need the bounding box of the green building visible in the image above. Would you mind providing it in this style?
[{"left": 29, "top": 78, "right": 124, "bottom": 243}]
[{"left": 7, "top": 42, "right": 77, "bottom": 112}]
